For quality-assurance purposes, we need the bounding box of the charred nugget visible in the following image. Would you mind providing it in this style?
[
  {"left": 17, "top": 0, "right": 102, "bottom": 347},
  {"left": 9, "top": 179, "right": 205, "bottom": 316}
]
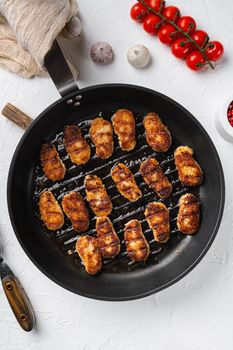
[
  {"left": 111, "top": 163, "right": 142, "bottom": 202},
  {"left": 61, "top": 192, "right": 89, "bottom": 232},
  {"left": 40, "top": 143, "right": 66, "bottom": 181},
  {"left": 177, "top": 193, "right": 200, "bottom": 235},
  {"left": 112, "top": 109, "right": 136, "bottom": 151},
  {"left": 85, "top": 175, "right": 112, "bottom": 216},
  {"left": 90, "top": 117, "right": 114, "bottom": 159},
  {"left": 64, "top": 125, "right": 90, "bottom": 165},
  {"left": 144, "top": 113, "right": 172, "bottom": 152},
  {"left": 96, "top": 217, "right": 120, "bottom": 259},
  {"left": 145, "top": 202, "right": 170, "bottom": 243},
  {"left": 140, "top": 158, "right": 173, "bottom": 199},
  {"left": 124, "top": 220, "right": 150, "bottom": 262},
  {"left": 39, "top": 191, "right": 64, "bottom": 230},
  {"left": 76, "top": 235, "right": 102, "bottom": 275},
  {"left": 174, "top": 146, "right": 203, "bottom": 186}
]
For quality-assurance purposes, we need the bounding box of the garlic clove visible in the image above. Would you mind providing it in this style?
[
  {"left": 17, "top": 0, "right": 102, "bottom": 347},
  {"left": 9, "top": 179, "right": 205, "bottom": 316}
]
[
  {"left": 90, "top": 41, "right": 114, "bottom": 65},
  {"left": 127, "top": 44, "right": 151, "bottom": 69}
]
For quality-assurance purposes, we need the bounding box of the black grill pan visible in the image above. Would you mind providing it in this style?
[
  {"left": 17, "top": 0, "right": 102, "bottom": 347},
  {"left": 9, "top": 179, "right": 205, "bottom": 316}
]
[{"left": 6, "top": 41, "right": 225, "bottom": 301}]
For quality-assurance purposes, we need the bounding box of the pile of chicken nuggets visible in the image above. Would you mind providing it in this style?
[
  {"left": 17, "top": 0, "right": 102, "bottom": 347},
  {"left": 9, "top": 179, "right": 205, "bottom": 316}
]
[{"left": 38, "top": 109, "right": 202, "bottom": 274}]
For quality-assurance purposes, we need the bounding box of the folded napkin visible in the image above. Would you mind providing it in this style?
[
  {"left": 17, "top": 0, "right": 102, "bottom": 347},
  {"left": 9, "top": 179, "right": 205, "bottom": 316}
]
[{"left": 0, "top": 0, "right": 81, "bottom": 78}]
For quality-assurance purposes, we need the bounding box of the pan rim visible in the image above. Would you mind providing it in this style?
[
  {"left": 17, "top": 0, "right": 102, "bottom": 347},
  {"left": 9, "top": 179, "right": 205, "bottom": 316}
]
[{"left": 7, "top": 83, "right": 225, "bottom": 301}]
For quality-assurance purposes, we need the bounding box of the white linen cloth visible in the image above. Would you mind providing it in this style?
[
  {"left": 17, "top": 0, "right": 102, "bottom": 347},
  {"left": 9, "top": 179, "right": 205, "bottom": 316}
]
[{"left": 0, "top": 0, "right": 80, "bottom": 78}]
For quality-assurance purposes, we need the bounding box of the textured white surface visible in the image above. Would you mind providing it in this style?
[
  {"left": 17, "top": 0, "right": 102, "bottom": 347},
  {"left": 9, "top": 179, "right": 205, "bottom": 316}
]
[{"left": 0, "top": 0, "right": 233, "bottom": 348}]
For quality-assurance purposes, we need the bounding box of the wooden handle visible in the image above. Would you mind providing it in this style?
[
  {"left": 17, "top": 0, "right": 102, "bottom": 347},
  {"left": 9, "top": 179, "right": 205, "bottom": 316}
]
[
  {"left": 2, "top": 275, "right": 35, "bottom": 331},
  {"left": 1, "top": 103, "right": 33, "bottom": 130}
]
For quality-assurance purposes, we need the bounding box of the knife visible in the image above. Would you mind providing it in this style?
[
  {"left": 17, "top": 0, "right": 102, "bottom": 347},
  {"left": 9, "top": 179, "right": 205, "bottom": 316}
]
[{"left": 0, "top": 254, "right": 35, "bottom": 331}]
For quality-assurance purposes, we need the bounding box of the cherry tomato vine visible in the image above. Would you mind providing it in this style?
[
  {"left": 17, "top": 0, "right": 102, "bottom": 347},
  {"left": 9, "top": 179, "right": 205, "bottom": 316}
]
[
  {"left": 140, "top": 0, "right": 214, "bottom": 69},
  {"left": 131, "top": 0, "right": 224, "bottom": 70}
]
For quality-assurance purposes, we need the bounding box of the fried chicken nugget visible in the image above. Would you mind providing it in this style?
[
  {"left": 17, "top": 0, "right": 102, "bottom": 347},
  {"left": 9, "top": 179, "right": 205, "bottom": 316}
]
[
  {"left": 85, "top": 175, "right": 112, "bottom": 216},
  {"left": 145, "top": 202, "right": 170, "bottom": 243},
  {"left": 144, "top": 113, "right": 172, "bottom": 152},
  {"left": 177, "top": 193, "right": 200, "bottom": 235},
  {"left": 174, "top": 146, "right": 203, "bottom": 186},
  {"left": 61, "top": 192, "right": 89, "bottom": 232},
  {"left": 140, "top": 158, "right": 173, "bottom": 199},
  {"left": 124, "top": 220, "right": 150, "bottom": 262},
  {"left": 112, "top": 109, "right": 136, "bottom": 151},
  {"left": 111, "top": 163, "right": 142, "bottom": 202},
  {"left": 40, "top": 143, "right": 66, "bottom": 181},
  {"left": 90, "top": 117, "right": 114, "bottom": 159},
  {"left": 76, "top": 235, "right": 102, "bottom": 275},
  {"left": 64, "top": 125, "right": 90, "bottom": 165},
  {"left": 96, "top": 217, "right": 120, "bottom": 259},
  {"left": 39, "top": 191, "right": 64, "bottom": 230}
]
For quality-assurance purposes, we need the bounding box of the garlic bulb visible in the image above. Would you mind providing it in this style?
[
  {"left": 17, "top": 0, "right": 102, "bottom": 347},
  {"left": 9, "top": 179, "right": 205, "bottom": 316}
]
[
  {"left": 127, "top": 44, "right": 151, "bottom": 69},
  {"left": 90, "top": 42, "right": 114, "bottom": 65},
  {"left": 62, "top": 16, "right": 82, "bottom": 39}
]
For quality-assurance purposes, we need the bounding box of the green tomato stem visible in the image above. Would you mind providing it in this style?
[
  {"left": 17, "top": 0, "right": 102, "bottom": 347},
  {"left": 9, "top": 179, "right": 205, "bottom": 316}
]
[
  {"left": 139, "top": 0, "right": 214, "bottom": 70},
  {"left": 201, "top": 36, "right": 209, "bottom": 50}
]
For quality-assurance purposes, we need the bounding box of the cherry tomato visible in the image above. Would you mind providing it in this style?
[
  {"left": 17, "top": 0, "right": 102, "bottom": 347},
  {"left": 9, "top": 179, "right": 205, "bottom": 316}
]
[
  {"left": 130, "top": 2, "right": 148, "bottom": 22},
  {"left": 177, "top": 16, "right": 196, "bottom": 34},
  {"left": 143, "top": 14, "right": 161, "bottom": 35},
  {"left": 171, "top": 38, "right": 194, "bottom": 59},
  {"left": 191, "top": 30, "right": 209, "bottom": 48},
  {"left": 162, "top": 6, "right": 180, "bottom": 23},
  {"left": 145, "top": 0, "right": 164, "bottom": 12},
  {"left": 205, "top": 41, "right": 224, "bottom": 61},
  {"left": 186, "top": 51, "right": 206, "bottom": 71},
  {"left": 158, "top": 24, "right": 179, "bottom": 45}
]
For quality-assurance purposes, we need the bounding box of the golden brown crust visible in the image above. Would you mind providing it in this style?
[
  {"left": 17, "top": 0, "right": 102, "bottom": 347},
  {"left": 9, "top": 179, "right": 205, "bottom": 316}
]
[
  {"left": 140, "top": 158, "right": 173, "bottom": 199},
  {"left": 90, "top": 118, "right": 114, "bottom": 159},
  {"left": 111, "top": 163, "right": 142, "bottom": 202},
  {"left": 96, "top": 217, "right": 120, "bottom": 259},
  {"left": 61, "top": 192, "right": 89, "bottom": 232},
  {"left": 145, "top": 202, "right": 170, "bottom": 243},
  {"left": 174, "top": 146, "right": 203, "bottom": 187},
  {"left": 40, "top": 143, "right": 66, "bottom": 181},
  {"left": 124, "top": 220, "right": 150, "bottom": 262},
  {"left": 144, "top": 113, "right": 172, "bottom": 152},
  {"left": 76, "top": 235, "right": 102, "bottom": 275},
  {"left": 64, "top": 125, "right": 91, "bottom": 165},
  {"left": 39, "top": 191, "right": 64, "bottom": 230},
  {"left": 177, "top": 193, "right": 200, "bottom": 235},
  {"left": 112, "top": 109, "right": 136, "bottom": 151},
  {"left": 85, "top": 175, "right": 112, "bottom": 216}
]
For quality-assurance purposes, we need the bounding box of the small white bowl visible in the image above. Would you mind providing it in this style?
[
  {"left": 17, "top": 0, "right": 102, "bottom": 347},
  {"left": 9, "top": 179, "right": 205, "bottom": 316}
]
[{"left": 216, "top": 96, "right": 233, "bottom": 142}]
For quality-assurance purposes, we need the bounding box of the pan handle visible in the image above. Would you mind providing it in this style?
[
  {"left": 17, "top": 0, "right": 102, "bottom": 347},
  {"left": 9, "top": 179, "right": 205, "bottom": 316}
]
[
  {"left": 44, "top": 40, "right": 79, "bottom": 97},
  {"left": 1, "top": 103, "right": 33, "bottom": 129}
]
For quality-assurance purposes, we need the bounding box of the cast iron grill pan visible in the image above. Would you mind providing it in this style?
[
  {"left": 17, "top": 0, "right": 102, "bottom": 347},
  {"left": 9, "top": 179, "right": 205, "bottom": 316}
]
[{"left": 7, "top": 85, "right": 225, "bottom": 300}]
